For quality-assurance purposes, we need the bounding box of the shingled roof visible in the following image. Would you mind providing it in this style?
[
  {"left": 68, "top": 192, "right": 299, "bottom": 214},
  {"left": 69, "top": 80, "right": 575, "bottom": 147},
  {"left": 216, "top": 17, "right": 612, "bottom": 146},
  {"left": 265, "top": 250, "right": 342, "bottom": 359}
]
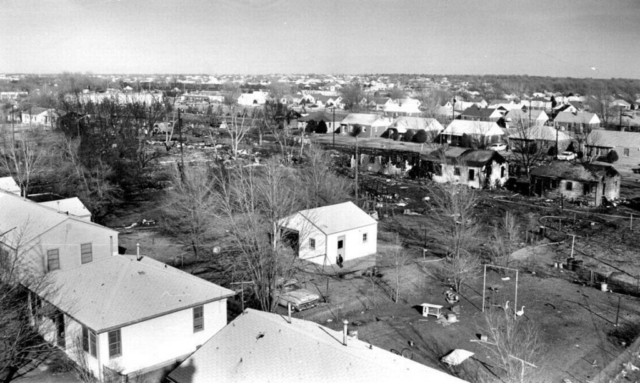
[
  {"left": 530, "top": 162, "right": 618, "bottom": 183},
  {"left": 39, "top": 255, "right": 235, "bottom": 333},
  {"left": 168, "top": 309, "right": 468, "bottom": 383}
]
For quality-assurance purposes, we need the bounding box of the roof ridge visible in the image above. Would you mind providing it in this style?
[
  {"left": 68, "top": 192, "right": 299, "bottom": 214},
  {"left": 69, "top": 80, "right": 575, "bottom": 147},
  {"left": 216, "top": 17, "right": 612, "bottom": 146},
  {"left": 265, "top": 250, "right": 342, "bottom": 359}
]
[
  {"left": 247, "top": 310, "right": 421, "bottom": 369},
  {"left": 119, "top": 255, "right": 235, "bottom": 294}
]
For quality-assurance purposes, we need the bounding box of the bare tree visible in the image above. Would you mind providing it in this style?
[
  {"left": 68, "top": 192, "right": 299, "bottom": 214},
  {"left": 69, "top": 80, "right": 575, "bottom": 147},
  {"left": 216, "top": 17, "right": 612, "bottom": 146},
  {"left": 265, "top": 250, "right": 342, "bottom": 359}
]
[
  {"left": 0, "top": 128, "right": 45, "bottom": 198},
  {"left": 226, "top": 110, "right": 252, "bottom": 157},
  {"left": 426, "top": 183, "right": 480, "bottom": 292},
  {"left": 509, "top": 117, "right": 548, "bottom": 177},
  {"left": 0, "top": 225, "right": 55, "bottom": 383},
  {"left": 477, "top": 309, "right": 548, "bottom": 383},
  {"left": 209, "top": 158, "right": 306, "bottom": 312},
  {"left": 300, "top": 145, "right": 353, "bottom": 208},
  {"left": 160, "top": 166, "right": 216, "bottom": 260},
  {"left": 340, "top": 83, "right": 365, "bottom": 112},
  {"left": 489, "top": 212, "right": 520, "bottom": 268},
  {"left": 385, "top": 234, "right": 410, "bottom": 303}
]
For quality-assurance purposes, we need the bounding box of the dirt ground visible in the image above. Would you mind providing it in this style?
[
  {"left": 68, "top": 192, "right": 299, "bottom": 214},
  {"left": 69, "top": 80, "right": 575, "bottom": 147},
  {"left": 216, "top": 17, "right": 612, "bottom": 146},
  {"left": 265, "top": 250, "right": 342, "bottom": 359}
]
[{"left": 292, "top": 247, "right": 640, "bottom": 383}]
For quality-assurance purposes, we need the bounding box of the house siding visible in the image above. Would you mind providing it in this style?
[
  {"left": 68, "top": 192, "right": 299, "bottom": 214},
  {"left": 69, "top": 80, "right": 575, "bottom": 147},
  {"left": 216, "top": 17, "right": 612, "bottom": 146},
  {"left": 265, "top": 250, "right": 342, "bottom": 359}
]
[
  {"left": 30, "top": 223, "right": 117, "bottom": 274},
  {"left": 326, "top": 224, "right": 377, "bottom": 265},
  {"left": 32, "top": 297, "right": 227, "bottom": 380}
]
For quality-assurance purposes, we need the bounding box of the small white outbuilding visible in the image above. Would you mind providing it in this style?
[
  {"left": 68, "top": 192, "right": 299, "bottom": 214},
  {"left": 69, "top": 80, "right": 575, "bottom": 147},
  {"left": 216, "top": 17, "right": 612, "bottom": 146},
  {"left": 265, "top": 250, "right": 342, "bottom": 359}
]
[{"left": 279, "top": 201, "right": 378, "bottom": 266}]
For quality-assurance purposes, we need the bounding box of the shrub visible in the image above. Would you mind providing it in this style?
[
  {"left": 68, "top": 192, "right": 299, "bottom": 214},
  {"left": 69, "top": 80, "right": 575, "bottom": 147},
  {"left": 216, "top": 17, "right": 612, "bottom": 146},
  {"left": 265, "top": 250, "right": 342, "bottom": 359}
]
[
  {"left": 461, "top": 133, "right": 473, "bottom": 148},
  {"left": 391, "top": 131, "right": 400, "bottom": 141},
  {"left": 528, "top": 142, "right": 538, "bottom": 154},
  {"left": 380, "top": 129, "right": 391, "bottom": 139},
  {"left": 403, "top": 129, "right": 416, "bottom": 142},
  {"left": 547, "top": 146, "right": 557, "bottom": 156},
  {"left": 316, "top": 120, "right": 328, "bottom": 134},
  {"left": 605, "top": 150, "right": 619, "bottom": 163},
  {"left": 305, "top": 120, "right": 317, "bottom": 134},
  {"left": 412, "top": 129, "right": 428, "bottom": 143}
]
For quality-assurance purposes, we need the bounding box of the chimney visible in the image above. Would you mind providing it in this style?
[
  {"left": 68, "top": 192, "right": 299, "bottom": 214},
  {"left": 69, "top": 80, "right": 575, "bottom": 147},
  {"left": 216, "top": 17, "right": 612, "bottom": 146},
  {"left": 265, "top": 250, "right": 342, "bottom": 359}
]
[
  {"left": 287, "top": 303, "right": 292, "bottom": 323},
  {"left": 56, "top": 201, "right": 60, "bottom": 213},
  {"left": 136, "top": 243, "right": 143, "bottom": 261},
  {"left": 342, "top": 320, "right": 349, "bottom": 346},
  {"left": 110, "top": 236, "right": 113, "bottom": 256}
]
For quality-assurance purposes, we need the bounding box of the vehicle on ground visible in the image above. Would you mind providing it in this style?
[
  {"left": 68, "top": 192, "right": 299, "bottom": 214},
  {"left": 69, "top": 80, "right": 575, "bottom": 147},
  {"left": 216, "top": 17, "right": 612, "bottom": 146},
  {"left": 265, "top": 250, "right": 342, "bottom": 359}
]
[
  {"left": 488, "top": 143, "right": 507, "bottom": 151},
  {"left": 275, "top": 278, "right": 320, "bottom": 312},
  {"left": 557, "top": 151, "right": 577, "bottom": 161}
]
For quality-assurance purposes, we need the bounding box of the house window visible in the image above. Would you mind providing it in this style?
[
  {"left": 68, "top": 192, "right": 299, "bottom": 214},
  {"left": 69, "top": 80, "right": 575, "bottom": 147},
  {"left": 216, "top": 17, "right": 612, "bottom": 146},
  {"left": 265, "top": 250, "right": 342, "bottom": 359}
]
[
  {"left": 363, "top": 233, "right": 368, "bottom": 243},
  {"left": 624, "top": 148, "right": 630, "bottom": 157},
  {"left": 193, "top": 306, "right": 204, "bottom": 332},
  {"left": 468, "top": 169, "right": 475, "bottom": 181},
  {"left": 501, "top": 166, "right": 506, "bottom": 178},
  {"left": 82, "top": 326, "right": 97, "bottom": 357},
  {"left": 583, "top": 184, "right": 591, "bottom": 195},
  {"left": 309, "top": 238, "right": 316, "bottom": 250},
  {"left": 47, "top": 249, "right": 60, "bottom": 271},
  {"left": 108, "top": 329, "right": 121, "bottom": 358},
  {"left": 454, "top": 167, "right": 461, "bottom": 176},
  {"left": 565, "top": 181, "right": 573, "bottom": 191},
  {"left": 80, "top": 243, "right": 92, "bottom": 264}
]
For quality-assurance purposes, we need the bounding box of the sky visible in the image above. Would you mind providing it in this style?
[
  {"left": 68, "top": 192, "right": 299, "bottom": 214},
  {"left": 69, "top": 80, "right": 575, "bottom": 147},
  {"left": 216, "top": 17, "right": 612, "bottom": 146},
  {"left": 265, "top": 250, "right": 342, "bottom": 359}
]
[{"left": 1, "top": 0, "right": 640, "bottom": 79}]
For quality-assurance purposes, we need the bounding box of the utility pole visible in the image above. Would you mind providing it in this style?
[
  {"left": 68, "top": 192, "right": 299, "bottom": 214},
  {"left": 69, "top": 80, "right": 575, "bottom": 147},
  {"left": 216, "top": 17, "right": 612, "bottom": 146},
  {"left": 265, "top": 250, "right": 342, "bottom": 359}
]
[
  {"left": 332, "top": 107, "right": 336, "bottom": 148},
  {"left": 178, "top": 109, "right": 185, "bottom": 176},
  {"left": 555, "top": 120, "right": 559, "bottom": 160}
]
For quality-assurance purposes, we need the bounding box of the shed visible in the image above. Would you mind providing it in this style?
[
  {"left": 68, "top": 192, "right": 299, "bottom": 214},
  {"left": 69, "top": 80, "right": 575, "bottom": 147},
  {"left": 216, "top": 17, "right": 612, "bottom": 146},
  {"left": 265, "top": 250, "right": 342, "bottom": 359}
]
[{"left": 279, "top": 202, "right": 378, "bottom": 266}]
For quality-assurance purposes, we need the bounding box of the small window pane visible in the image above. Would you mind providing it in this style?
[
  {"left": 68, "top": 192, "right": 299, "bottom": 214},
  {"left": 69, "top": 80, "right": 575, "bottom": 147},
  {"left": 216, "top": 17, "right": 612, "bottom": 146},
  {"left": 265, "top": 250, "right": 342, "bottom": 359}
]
[
  {"left": 193, "top": 306, "right": 204, "bottom": 332},
  {"left": 363, "top": 233, "right": 368, "bottom": 242},
  {"left": 309, "top": 238, "right": 315, "bottom": 250},
  {"left": 566, "top": 182, "right": 573, "bottom": 191},
  {"left": 108, "top": 329, "right": 121, "bottom": 358},
  {"left": 83, "top": 326, "right": 97, "bottom": 357},
  {"left": 81, "top": 243, "right": 92, "bottom": 264},
  {"left": 454, "top": 167, "right": 461, "bottom": 176},
  {"left": 47, "top": 249, "right": 60, "bottom": 271}
]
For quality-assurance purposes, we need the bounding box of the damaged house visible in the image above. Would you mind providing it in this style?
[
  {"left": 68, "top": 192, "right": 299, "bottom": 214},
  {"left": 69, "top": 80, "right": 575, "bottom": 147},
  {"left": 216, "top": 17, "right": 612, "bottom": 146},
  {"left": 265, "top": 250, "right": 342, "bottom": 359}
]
[
  {"left": 529, "top": 162, "right": 620, "bottom": 206},
  {"left": 424, "top": 147, "right": 508, "bottom": 188}
]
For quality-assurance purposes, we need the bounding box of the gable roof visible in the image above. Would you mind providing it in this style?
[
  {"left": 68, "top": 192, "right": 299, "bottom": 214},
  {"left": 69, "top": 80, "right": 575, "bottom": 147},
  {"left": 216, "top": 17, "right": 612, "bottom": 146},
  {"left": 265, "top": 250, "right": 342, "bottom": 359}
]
[
  {"left": 442, "top": 120, "right": 504, "bottom": 137},
  {"left": 39, "top": 197, "right": 92, "bottom": 219},
  {"left": 390, "top": 117, "right": 444, "bottom": 134},
  {"left": 586, "top": 130, "right": 640, "bottom": 148},
  {"left": 39, "top": 255, "right": 235, "bottom": 333},
  {"left": 459, "top": 105, "right": 500, "bottom": 119},
  {"left": 299, "top": 110, "right": 347, "bottom": 123},
  {"left": 341, "top": 113, "right": 380, "bottom": 126},
  {"left": 554, "top": 111, "right": 599, "bottom": 124},
  {"left": 530, "top": 162, "right": 618, "bottom": 183},
  {"left": 508, "top": 125, "right": 571, "bottom": 142},
  {"left": 0, "top": 191, "right": 116, "bottom": 249},
  {"left": 504, "top": 109, "right": 548, "bottom": 122},
  {"left": 425, "top": 148, "right": 506, "bottom": 167},
  {"left": 168, "top": 309, "right": 467, "bottom": 383},
  {"left": 285, "top": 201, "right": 377, "bottom": 235}
]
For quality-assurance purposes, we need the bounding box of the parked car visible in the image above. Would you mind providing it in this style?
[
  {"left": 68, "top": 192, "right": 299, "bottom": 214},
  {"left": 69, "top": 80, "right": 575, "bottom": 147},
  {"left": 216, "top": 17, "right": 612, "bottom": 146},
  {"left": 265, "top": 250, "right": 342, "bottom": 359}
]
[
  {"left": 275, "top": 278, "right": 320, "bottom": 312},
  {"left": 557, "top": 151, "right": 577, "bottom": 161},
  {"left": 488, "top": 143, "right": 507, "bottom": 151}
]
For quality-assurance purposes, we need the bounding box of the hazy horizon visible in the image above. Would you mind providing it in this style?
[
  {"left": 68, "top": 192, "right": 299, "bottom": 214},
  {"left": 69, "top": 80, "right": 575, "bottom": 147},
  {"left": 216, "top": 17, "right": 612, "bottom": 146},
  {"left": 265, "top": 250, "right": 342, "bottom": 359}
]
[{"left": 2, "top": 0, "right": 640, "bottom": 80}]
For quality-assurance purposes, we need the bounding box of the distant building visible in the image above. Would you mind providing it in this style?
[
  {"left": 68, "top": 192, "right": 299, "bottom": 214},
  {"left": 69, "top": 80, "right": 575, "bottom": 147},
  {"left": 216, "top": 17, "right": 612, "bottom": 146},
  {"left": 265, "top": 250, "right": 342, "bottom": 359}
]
[
  {"left": 424, "top": 147, "right": 508, "bottom": 189},
  {"left": 530, "top": 162, "right": 620, "bottom": 206}
]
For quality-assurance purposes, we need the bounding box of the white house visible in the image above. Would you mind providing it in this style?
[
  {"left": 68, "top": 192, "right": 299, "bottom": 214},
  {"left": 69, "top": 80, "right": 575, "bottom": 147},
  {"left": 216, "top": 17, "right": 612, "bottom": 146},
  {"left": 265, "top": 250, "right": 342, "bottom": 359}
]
[
  {"left": 0, "top": 176, "right": 21, "bottom": 195},
  {"left": 28, "top": 255, "right": 235, "bottom": 382},
  {"left": 383, "top": 98, "right": 422, "bottom": 116},
  {"left": 39, "top": 197, "right": 93, "bottom": 221},
  {"left": 503, "top": 109, "right": 549, "bottom": 127},
  {"left": 0, "top": 191, "right": 118, "bottom": 275},
  {"left": 168, "top": 309, "right": 468, "bottom": 383},
  {"left": 237, "top": 91, "right": 269, "bottom": 106},
  {"left": 21, "top": 107, "right": 58, "bottom": 126},
  {"left": 340, "top": 113, "right": 387, "bottom": 137},
  {"left": 426, "top": 147, "right": 509, "bottom": 189},
  {"left": 553, "top": 111, "right": 601, "bottom": 131},
  {"left": 279, "top": 201, "right": 377, "bottom": 266},
  {"left": 441, "top": 120, "right": 505, "bottom": 147}
]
